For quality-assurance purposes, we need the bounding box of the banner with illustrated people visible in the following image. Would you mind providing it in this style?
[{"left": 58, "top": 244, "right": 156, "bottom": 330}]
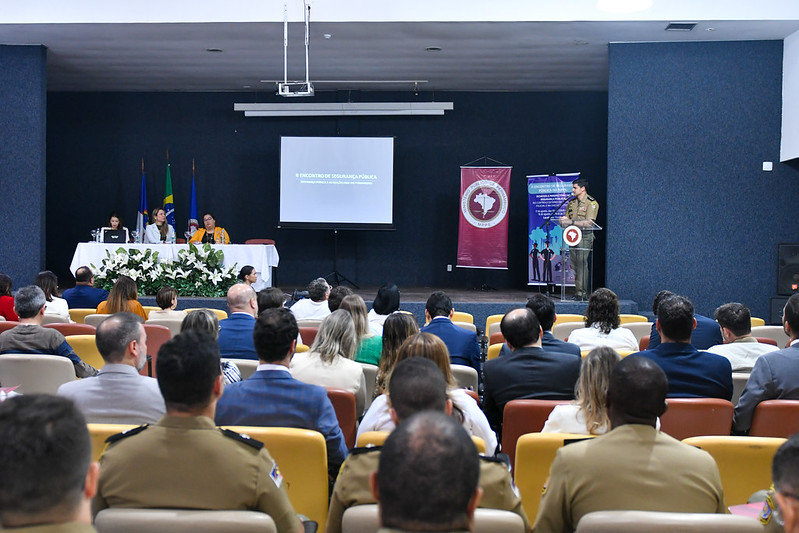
[
  {"left": 457, "top": 166, "right": 512, "bottom": 269},
  {"left": 527, "top": 173, "right": 579, "bottom": 286}
]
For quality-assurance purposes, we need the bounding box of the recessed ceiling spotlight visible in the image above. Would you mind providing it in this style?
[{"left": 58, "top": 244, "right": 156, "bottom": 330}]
[
  {"left": 323, "top": 34, "right": 332, "bottom": 39},
  {"left": 574, "top": 39, "right": 589, "bottom": 46},
  {"left": 425, "top": 46, "right": 443, "bottom": 52},
  {"left": 206, "top": 48, "right": 223, "bottom": 53},
  {"left": 243, "top": 85, "right": 251, "bottom": 89},
  {"left": 706, "top": 27, "right": 716, "bottom": 32}
]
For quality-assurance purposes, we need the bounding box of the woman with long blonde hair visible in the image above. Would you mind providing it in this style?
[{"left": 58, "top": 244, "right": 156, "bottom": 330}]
[
  {"left": 96, "top": 275, "right": 147, "bottom": 320},
  {"left": 340, "top": 294, "right": 383, "bottom": 365}
]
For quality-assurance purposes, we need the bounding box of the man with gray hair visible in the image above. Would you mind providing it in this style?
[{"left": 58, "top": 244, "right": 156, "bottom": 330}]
[
  {"left": 218, "top": 283, "right": 259, "bottom": 359},
  {"left": 58, "top": 312, "right": 165, "bottom": 424},
  {"left": 0, "top": 285, "right": 97, "bottom": 377},
  {"left": 289, "top": 277, "right": 331, "bottom": 321}
]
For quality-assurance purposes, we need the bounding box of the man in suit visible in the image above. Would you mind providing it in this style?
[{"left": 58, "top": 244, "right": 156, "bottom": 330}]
[
  {"left": 483, "top": 308, "right": 581, "bottom": 436},
  {"left": 647, "top": 290, "right": 723, "bottom": 350},
  {"left": 707, "top": 302, "right": 777, "bottom": 372},
  {"left": 533, "top": 356, "right": 726, "bottom": 532},
  {"left": 630, "top": 294, "right": 733, "bottom": 400},
  {"left": 217, "top": 283, "right": 258, "bottom": 359},
  {"left": 772, "top": 434, "right": 799, "bottom": 533},
  {"left": 733, "top": 293, "right": 799, "bottom": 434},
  {"left": 62, "top": 266, "right": 109, "bottom": 309},
  {"left": 420, "top": 291, "right": 481, "bottom": 375},
  {"left": 499, "top": 293, "right": 582, "bottom": 358},
  {"left": 215, "top": 307, "right": 348, "bottom": 479}
]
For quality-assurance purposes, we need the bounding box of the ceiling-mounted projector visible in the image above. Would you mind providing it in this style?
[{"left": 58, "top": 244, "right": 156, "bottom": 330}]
[
  {"left": 278, "top": 2, "right": 314, "bottom": 98},
  {"left": 278, "top": 81, "right": 314, "bottom": 97}
]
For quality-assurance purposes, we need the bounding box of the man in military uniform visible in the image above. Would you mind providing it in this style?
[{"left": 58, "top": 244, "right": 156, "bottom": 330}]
[
  {"left": 92, "top": 330, "right": 303, "bottom": 533},
  {"left": 533, "top": 356, "right": 726, "bottom": 532},
  {"left": 559, "top": 178, "right": 599, "bottom": 301},
  {"left": 325, "top": 358, "right": 528, "bottom": 533},
  {"left": 770, "top": 435, "right": 799, "bottom": 533}
]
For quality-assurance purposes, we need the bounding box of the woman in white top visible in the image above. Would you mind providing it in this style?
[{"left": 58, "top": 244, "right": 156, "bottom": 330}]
[
  {"left": 358, "top": 332, "right": 497, "bottom": 455},
  {"left": 367, "top": 283, "right": 401, "bottom": 335},
  {"left": 147, "top": 286, "right": 187, "bottom": 320},
  {"left": 291, "top": 310, "right": 367, "bottom": 416},
  {"left": 567, "top": 288, "right": 638, "bottom": 352},
  {"left": 542, "top": 347, "right": 621, "bottom": 435},
  {"left": 34, "top": 270, "right": 71, "bottom": 322},
  {"left": 144, "top": 207, "right": 176, "bottom": 244}
]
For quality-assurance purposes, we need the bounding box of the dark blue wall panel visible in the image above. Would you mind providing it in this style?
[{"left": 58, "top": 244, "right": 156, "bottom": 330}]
[{"left": 607, "top": 40, "right": 799, "bottom": 319}]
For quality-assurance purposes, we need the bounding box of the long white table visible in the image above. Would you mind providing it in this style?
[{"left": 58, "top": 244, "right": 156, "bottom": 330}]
[{"left": 70, "top": 243, "right": 279, "bottom": 289}]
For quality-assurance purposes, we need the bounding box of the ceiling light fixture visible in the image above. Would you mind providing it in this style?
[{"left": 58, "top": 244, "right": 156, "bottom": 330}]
[
  {"left": 665, "top": 22, "right": 697, "bottom": 31},
  {"left": 233, "top": 102, "right": 454, "bottom": 117},
  {"left": 425, "top": 46, "right": 443, "bottom": 52}
]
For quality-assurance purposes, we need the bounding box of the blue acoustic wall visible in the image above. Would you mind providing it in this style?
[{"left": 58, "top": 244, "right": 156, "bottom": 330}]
[
  {"left": 607, "top": 40, "right": 799, "bottom": 319},
  {"left": 0, "top": 45, "right": 47, "bottom": 289}
]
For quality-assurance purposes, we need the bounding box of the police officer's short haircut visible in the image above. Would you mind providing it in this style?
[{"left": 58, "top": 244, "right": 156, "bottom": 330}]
[
  {"left": 651, "top": 290, "right": 675, "bottom": 316},
  {"left": 13, "top": 285, "right": 46, "bottom": 319},
  {"left": 0, "top": 395, "right": 91, "bottom": 527},
  {"left": 425, "top": 291, "right": 452, "bottom": 318},
  {"left": 377, "top": 411, "right": 479, "bottom": 531},
  {"left": 157, "top": 330, "right": 221, "bottom": 411},
  {"left": 307, "top": 278, "right": 331, "bottom": 302},
  {"left": 784, "top": 294, "right": 799, "bottom": 335},
  {"left": 501, "top": 308, "right": 541, "bottom": 349},
  {"left": 573, "top": 178, "right": 589, "bottom": 189},
  {"left": 607, "top": 356, "right": 668, "bottom": 421},
  {"left": 657, "top": 295, "right": 694, "bottom": 342},
  {"left": 388, "top": 358, "right": 448, "bottom": 422},
  {"left": 75, "top": 266, "right": 93, "bottom": 283},
  {"left": 254, "top": 308, "right": 299, "bottom": 363},
  {"left": 96, "top": 312, "right": 143, "bottom": 363},
  {"left": 526, "top": 293, "right": 557, "bottom": 331},
  {"left": 327, "top": 285, "right": 353, "bottom": 312},
  {"left": 773, "top": 433, "right": 799, "bottom": 493},
  {"left": 714, "top": 303, "right": 752, "bottom": 337}
]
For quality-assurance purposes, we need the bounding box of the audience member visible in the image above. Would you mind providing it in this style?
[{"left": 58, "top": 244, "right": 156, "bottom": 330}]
[
  {"left": 35, "top": 270, "right": 71, "bottom": 322},
  {"left": 215, "top": 307, "right": 347, "bottom": 479},
  {"left": 92, "top": 329, "right": 302, "bottom": 533},
  {"left": 374, "top": 411, "right": 483, "bottom": 532},
  {"left": 532, "top": 357, "right": 726, "bottom": 532},
  {"left": 358, "top": 332, "right": 496, "bottom": 455},
  {"left": 147, "top": 286, "right": 186, "bottom": 320},
  {"left": 420, "top": 290, "right": 481, "bottom": 375},
  {"left": 0, "top": 286, "right": 97, "bottom": 377},
  {"left": 733, "top": 293, "right": 799, "bottom": 434},
  {"left": 483, "top": 308, "right": 581, "bottom": 436},
  {"left": 707, "top": 302, "right": 777, "bottom": 371},
  {"left": 630, "top": 294, "right": 733, "bottom": 400},
  {"left": 0, "top": 273, "right": 19, "bottom": 321},
  {"left": 327, "top": 285, "right": 353, "bottom": 312},
  {"left": 375, "top": 311, "right": 420, "bottom": 397},
  {"left": 58, "top": 312, "right": 165, "bottom": 424},
  {"left": 499, "top": 293, "right": 582, "bottom": 358},
  {"left": 567, "top": 288, "right": 638, "bottom": 351},
  {"left": 0, "top": 395, "right": 99, "bottom": 531},
  {"left": 648, "top": 290, "right": 723, "bottom": 350},
  {"left": 291, "top": 310, "right": 367, "bottom": 416},
  {"left": 542, "top": 346, "right": 621, "bottom": 435},
  {"left": 327, "top": 358, "right": 528, "bottom": 533},
  {"left": 96, "top": 275, "right": 147, "bottom": 320},
  {"left": 258, "top": 287, "right": 288, "bottom": 314},
  {"left": 62, "top": 266, "right": 108, "bottom": 309},
  {"left": 340, "top": 294, "right": 383, "bottom": 365},
  {"left": 772, "top": 434, "right": 799, "bottom": 533},
  {"left": 289, "top": 277, "right": 332, "bottom": 320},
  {"left": 217, "top": 283, "right": 259, "bottom": 360},
  {"left": 237, "top": 265, "right": 258, "bottom": 286},
  {"left": 180, "top": 309, "right": 241, "bottom": 384},
  {"left": 367, "top": 283, "right": 400, "bottom": 334}
]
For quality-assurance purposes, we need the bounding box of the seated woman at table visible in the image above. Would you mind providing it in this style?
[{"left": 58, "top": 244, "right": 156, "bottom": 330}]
[
  {"left": 237, "top": 265, "right": 257, "bottom": 287},
  {"left": 147, "top": 286, "right": 186, "bottom": 320},
  {"left": 96, "top": 275, "right": 148, "bottom": 320},
  {"left": 34, "top": 270, "right": 71, "bottom": 322},
  {"left": 144, "top": 207, "right": 175, "bottom": 244},
  {"left": 189, "top": 212, "right": 230, "bottom": 244},
  {"left": 105, "top": 211, "right": 131, "bottom": 242},
  {"left": 0, "top": 273, "right": 19, "bottom": 321}
]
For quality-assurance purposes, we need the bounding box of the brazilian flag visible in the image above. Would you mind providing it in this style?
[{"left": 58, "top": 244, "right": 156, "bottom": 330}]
[{"left": 163, "top": 162, "right": 176, "bottom": 228}]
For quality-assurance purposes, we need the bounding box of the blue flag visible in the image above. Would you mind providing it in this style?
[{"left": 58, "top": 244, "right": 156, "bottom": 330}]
[
  {"left": 136, "top": 170, "right": 148, "bottom": 243},
  {"left": 188, "top": 171, "right": 198, "bottom": 235}
]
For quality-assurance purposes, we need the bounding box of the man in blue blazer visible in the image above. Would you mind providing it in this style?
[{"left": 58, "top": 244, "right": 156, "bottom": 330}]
[
  {"left": 498, "top": 293, "right": 582, "bottom": 358},
  {"left": 62, "top": 266, "right": 109, "bottom": 309},
  {"left": 420, "top": 291, "right": 481, "bottom": 375},
  {"left": 647, "top": 290, "right": 722, "bottom": 350},
  {"left": 215, "top": 307, "right": 348, "bottom": 479},
  {"left": 218, "top": 283, "right": 259, "bottom": 360}
]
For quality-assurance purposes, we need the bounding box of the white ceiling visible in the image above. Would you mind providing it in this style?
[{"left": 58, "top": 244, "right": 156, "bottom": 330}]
[{"left": 2, "top": 1, "right": 799, "bottom": 92}]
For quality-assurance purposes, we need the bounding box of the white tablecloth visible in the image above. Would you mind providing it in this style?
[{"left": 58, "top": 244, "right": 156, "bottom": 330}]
[{"left": 70, "top": 243, "right": 279, "bottom": 289}]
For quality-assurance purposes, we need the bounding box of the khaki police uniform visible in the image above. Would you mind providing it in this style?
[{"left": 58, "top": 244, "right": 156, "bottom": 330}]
[
  {"left": 533, "top": 424, "right": 725, "bottom": 532},
  {"left": 326, "top": 447, "right": 529, "bottom": 533},
  {"left": 564, "top": 195, "right": 599, "bottom": 298},
  {"left": 92, "top": 415, "right": 301, "bottom": 533}
]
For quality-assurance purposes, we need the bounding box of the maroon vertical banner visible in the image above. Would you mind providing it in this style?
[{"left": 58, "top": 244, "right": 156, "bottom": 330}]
[{"left": 457, "top": 166, "right": 512, "bottom": 269}]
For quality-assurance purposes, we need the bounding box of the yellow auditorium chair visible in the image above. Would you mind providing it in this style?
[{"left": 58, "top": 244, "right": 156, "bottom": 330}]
[
  {"left": 750, "top": 317, "right": 766, "bottom": 327},
  {"left": 487, "top": 343, "right": 503, "bottom": 361},
  {"left": 682, "top": 436, "right": 786, "bottom": 506},
  {"left": 184, "top": 308, "right": 228, "bottom": 320},
  {"left": 296, "top": 343, "right": 310, "bottom": 353},
  {"left": 451, "top": 311, "right": 474, "bottom": 324},
  {"left": 619, "top": 313, "right": 648, "bottom": 324},
  {"left": 141, "top": 305, "right": 160, "bottom": 319},
  {"left": 553, "top": 313, "right": 585, "bottom": 326},
  {"left": 88, "top": 423, "right": 138, "bottom": 462},
  {"left": 0, "top": 354, "right": 76, "bottom": 394},
  {"left": 69, "top": 308, "right": 97, "bottom": 324},
  {"left": 485, "top": 314, "right": 504, "bottom": 338},
  {"left": 356, "top": 430, "right": 487, "bottom": 454},
  {"left": 67, "top": 334, "right": 105, "bottom": 370}
]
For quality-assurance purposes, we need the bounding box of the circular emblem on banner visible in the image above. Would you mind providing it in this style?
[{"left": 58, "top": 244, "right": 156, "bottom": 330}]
[
  {"left": 564, "top": 225, "right": 583, "bottom": 246},
  {"left": 461, "top": 180, "right": 508, "bottom": 229}
]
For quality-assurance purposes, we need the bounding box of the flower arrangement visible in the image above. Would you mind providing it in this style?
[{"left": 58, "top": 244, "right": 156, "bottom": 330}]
[{"left": 92, "top": 244, "right": 238, "bottom": 297}]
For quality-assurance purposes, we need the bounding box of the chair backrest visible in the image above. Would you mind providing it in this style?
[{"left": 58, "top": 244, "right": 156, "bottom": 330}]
[
  {"left": 751, "top": 325, "right": 790, "bottom": 349},
  {"left": 485, "top": 314, "right": 504, "bottom": 338},
  {"left": 514, "top": 432, "right": 596, "bottom": 520},
  {"left": 488, "top": 321, "right": 503, "bottom": 338},
  {"left": 451, "top": 364, "right": 479, "bottom": 391},
  {"left": 452, "top": 311, "right": 474, "bottom": 324},
  {"left": 296, "top": 343, "right": 310, "bottom": 353},
  {"left": 658, "top": 398, "right": 734, "bottom": 441},
  {"left": 682, "top": 436, "right": 786, "bottom": 506},
  {"left": 184, "top": 308, "right": 228, "bottom": 320},
  {"left": 0, "top": 354, "right": 76, "bottom": 393},
  {"left": 222, "top": 358, "right": 259, "bottom": 380},
  {"left": 755, "top": 336, "right": 778, "bottom": 346},
  {"left": 355, "top": 431, "right": 486, "bottom": 454},
  {"left": 221, "top": 426, "right": 329, "bottom": 526},
  {"left": 141, "top": 324, "right": 172, "bottom": 378},
  {"left": 141, "top": 305, "right": 160, "bottom": 319},
  {"left": 145, "top": 317, "right": 183, "bottom": 337},
  {"left": 0, "top": 315, "right": 4, "bottom": 321},
  {"left": 341, "top": 504, "right": 526, "bottom": 533},
  {"left": 68, "top": 308, "right": 97, "bottom": 324},
  {"left": 94, "top": 508, "right": 277, "bottom": 533},
  {"left": 574, "top": 510, "right": 764, "bottom": 533},
  {"left": 487, "top": 343, "right": 503, "bottom": 361},
  {"left": 621, "top": 322, "right": 653, "bottom": 343},
  {"left": 84, "top": 313, "right": 111, "bottom": 327},
  {"left": 502, "top": 399, "right": 572, "bottom": 470},
  {"left": 552, "top": 322, "right": 585, "bottom": 341},
  {"left": 244, "top": 238, "right": 276, "bottom": 245},
  {"left": 296, "top": 318, "right": 323, "bottom": 328},
  {"left": 41, "top": 314, "right": 70, "bottom": 324},
  {"left": 0, "top": 321, "right": 20, "bottom": 333},
  {"left": 67, "top": 334, "right": 105, "bottom": 370},
  {"left": 298, "top": 326, "right": 319, "bottom": 346},
  {"left": 488, "top": 331, "right": 504, "bottom": 345},
  {"left": 358, "top": 362, "right": 378, "bottom": 410},
  {"left": 327, "top": 387, "right": 357, "bottom": 449},
  {"left": 639, "top": 336, "right": 649, "bottom": 351},
  {"left": 453, "top": 321, "right": 477, "bottom": 332},
  {"left": 87, "top": 423, "right": 138, "bottom": 461},
  {"left": 749, "top": 399, "right": 799, "bottom": 437},
  {"left": 750, "top": 317, "right": 766, "bottom": 327},
  {"left": 619, "top": 314, "right": 648, "bottom": 324},
  {"left": 43, "top": 323, "right": 96, "bottom": 336},
  {"left": 732, "top": 372, "right": 751, "bottom": 405},
  {"left": 553, "top": 314, "right": 585, "bottom": 326}
]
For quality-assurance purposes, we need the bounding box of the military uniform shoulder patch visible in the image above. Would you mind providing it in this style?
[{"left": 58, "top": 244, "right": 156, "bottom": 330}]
[
  {"left": 105, "top": 424, "right": 148, "bottom": 444},
  {"left": 269, "top": 462, "right": 283, "bottom": 488},
  {"left": 219, "top": 428, "right": 264, "bottom": 450}
]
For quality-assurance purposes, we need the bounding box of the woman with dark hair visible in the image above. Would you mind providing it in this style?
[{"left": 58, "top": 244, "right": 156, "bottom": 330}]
[
  {"left": 148, "top": 286, "right": 186, "bottom": 320},
  {"left": 237, "top": 265, "right": 258, "bottom": 287},
  {"left": 96, "top": 275, "right": 147, "bottom": 320},
  {"left": 144, "top": 207, "right": 176, "bottom": 244},
  {"left": 374, "top": 311, "right": 419, "bottom": 398},
  {"left": 568, "top": 288, "right": 638, "bottom": 351},
  {"left": 106, "top": 211, "right": 131, "bottom": 242},
  {"left": 340, "top": 294, "right": 382, "bottom": 365},
  {"left": 0, "top": 273, "right": 18, "bottom": 321},
  {"left": 180, "top": 309, "right": 241, "bottom": 384},
  {"left": 34, "top": 270, "right": 70, "bottom": 322},
  {"left": 367, "top": 283, "right": 400, "bottom": 334},
  {"left": 188, "top": 212, "right": 230, "bottom": 244}
]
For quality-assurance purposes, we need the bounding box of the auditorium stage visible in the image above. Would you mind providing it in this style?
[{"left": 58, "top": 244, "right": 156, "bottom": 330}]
[{"left": 141, "top": 286, "right": 644, "bottom": 334}]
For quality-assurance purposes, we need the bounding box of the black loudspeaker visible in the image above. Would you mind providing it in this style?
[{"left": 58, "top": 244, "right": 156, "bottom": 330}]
[
  {"left": 777, "top": 244, "right": 799, "bottom": 296},
  {"left": 771, "top": 297, "right": 789, "bottom": 325}
]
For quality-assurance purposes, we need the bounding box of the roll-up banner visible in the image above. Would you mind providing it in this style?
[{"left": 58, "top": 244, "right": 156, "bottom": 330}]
[
  {"left": 527, "top": 173, "right": 579, "bottom": 286},
  {"left": 457, "top": 166, "right": 512, "bottom": 269}
]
